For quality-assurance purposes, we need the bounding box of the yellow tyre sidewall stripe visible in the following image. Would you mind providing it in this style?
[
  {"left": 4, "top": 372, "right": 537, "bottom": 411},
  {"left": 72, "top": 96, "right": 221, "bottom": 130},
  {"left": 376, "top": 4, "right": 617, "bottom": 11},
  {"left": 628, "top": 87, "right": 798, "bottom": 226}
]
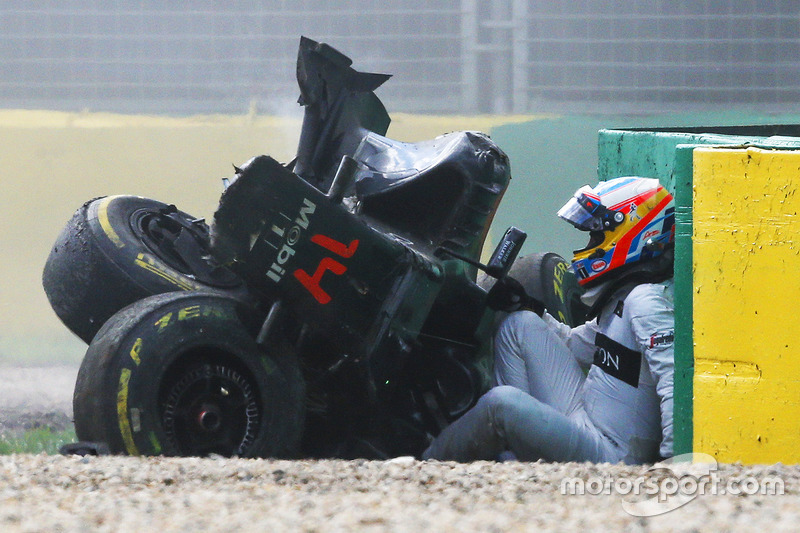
[
  {"left": 95, "top": 195, "right": 126, "bottom": 248},
  {"left": 91, "top": 196, "right": 205, "bottom": 292}
]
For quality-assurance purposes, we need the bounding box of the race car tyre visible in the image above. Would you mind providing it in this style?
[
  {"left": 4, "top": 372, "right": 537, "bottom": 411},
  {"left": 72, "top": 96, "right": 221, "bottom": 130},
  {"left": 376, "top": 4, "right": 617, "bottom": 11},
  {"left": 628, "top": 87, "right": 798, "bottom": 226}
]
[
  {"left": 507, "top": 252, "right": 587, "bottom": 327},
  {"left": 43, "top": 195, "right": 247, "bottom": 343},
  {"left": 479, "top": 252, "right": 587, "bottom": 327},
  {"left": 73, "top": 291, "right": 305, "bottom": 458}
]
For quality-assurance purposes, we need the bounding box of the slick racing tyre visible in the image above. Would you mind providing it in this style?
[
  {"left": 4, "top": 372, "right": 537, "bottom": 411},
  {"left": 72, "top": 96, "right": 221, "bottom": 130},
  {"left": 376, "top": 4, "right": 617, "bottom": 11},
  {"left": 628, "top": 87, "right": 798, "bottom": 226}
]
[
  {"left": 73, "top": 291, "right": 305, "bottom": 458},
  {"left": 43, "top": 195, "right": 247, "bottom": 343},
  {"left": 506, "top": 252, "right": 587, "bottom": 327},
  {"left": 480, "top": 252, "right": 587, "bottom": 327}
]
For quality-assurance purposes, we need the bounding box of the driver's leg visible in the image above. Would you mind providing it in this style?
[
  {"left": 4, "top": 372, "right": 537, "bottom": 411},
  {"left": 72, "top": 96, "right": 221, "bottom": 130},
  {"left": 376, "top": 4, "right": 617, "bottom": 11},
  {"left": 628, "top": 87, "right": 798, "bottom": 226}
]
[
  {"left": 422, "top": 385, "right": 611, "bottom": 463},
  {"left": 493, "top": 310, "right": 586, "bottom": 416}
]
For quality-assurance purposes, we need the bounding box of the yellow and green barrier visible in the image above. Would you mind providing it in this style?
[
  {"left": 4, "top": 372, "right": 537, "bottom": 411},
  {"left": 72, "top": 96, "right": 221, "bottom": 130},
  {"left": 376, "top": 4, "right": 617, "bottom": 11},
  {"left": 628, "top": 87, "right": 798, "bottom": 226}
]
[{"left": 599, "top": 126, "right": 800, "bottom": 464}]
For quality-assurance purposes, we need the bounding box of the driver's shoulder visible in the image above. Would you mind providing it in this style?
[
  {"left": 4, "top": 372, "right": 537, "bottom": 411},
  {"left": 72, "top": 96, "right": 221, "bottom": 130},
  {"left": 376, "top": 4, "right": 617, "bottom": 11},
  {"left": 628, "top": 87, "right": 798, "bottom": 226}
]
[{"left": 623, "top": 279, "right": 674, "bottom": 316}]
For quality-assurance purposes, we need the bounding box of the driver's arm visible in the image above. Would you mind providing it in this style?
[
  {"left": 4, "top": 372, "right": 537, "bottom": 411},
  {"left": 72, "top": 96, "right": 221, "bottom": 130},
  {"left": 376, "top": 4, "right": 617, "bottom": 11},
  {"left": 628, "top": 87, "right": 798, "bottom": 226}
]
[{"left": 542, "top": 313, "right": 596, "bottom": 370}]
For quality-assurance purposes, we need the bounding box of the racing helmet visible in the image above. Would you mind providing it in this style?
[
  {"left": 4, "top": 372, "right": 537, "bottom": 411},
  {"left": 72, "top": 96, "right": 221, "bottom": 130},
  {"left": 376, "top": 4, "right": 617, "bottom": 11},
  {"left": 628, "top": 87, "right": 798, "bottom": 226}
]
[{"left": 557, "top": 177, "right": 675, "bottom": 287}]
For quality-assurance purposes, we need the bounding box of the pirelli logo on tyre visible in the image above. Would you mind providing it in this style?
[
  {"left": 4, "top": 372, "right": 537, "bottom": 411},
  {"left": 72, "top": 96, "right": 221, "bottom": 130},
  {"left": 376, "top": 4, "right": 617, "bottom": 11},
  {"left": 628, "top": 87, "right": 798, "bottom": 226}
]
[
  {"left": 153, "top": 305, "right": 236, "bottom": 333},
  {"left": 134, "top": 252, "right": 205, "bottom": 291},
  {"left": 117, "top": 368, "right": 140, "bottom": 456},
  {"left": 552, "top": 260, "right": 569, "bottom": 323}
]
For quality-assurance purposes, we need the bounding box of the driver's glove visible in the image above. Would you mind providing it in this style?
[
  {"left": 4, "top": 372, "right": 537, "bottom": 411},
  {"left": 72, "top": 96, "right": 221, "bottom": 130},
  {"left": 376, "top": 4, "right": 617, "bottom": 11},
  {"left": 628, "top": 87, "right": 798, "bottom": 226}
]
[{"left": 486, "top": 276, "right": 545, "bottom": 316}]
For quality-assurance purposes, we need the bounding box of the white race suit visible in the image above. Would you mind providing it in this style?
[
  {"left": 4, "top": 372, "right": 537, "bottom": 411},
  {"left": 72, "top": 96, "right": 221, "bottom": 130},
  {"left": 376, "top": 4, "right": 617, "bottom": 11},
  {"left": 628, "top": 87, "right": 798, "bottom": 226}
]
[{"left": 422, "top": 279, "right": 674, "bottom": 464}]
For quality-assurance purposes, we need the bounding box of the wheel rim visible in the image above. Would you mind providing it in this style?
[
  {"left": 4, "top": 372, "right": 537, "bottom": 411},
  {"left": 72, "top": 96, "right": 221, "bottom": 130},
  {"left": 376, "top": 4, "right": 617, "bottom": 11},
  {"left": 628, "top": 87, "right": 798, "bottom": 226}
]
[
  {"left": 131, "top": 205, "right": 241, "bottom": 288},
  {"left": 161, "top": 360, "right": 261, "bottom": 456}
]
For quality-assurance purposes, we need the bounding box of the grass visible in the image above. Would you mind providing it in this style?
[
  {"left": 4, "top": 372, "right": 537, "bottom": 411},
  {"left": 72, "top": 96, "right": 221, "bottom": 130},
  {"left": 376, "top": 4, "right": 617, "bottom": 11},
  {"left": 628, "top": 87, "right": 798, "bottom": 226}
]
[{"left": 0, "top": 427, "right": 77, "bottom": 455}]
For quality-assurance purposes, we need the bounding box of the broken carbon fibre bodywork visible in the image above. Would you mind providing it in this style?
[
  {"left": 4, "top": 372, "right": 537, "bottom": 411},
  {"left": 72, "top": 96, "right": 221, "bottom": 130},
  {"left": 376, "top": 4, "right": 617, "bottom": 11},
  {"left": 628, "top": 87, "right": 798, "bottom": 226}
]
[
  {"left": 45, "top": 37, "right": 584, "bottom": 459},
  {"left": 208, "top": 38, "right": 512, "bottom": 456}
]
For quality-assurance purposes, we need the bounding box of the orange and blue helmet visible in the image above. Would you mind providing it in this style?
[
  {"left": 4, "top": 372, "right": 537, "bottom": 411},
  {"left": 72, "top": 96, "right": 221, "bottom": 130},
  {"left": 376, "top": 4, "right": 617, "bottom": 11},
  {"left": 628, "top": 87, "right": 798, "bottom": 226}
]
[{"left": 557, "top": 177, "right": 675, "bottom": 287}]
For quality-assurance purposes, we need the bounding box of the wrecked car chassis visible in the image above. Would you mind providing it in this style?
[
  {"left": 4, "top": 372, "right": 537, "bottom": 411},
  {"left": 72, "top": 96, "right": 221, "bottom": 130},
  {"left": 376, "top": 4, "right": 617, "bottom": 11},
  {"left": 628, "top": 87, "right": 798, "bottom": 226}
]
[{"left": 43, "top": 37, "right": 583, "bottom": 459}]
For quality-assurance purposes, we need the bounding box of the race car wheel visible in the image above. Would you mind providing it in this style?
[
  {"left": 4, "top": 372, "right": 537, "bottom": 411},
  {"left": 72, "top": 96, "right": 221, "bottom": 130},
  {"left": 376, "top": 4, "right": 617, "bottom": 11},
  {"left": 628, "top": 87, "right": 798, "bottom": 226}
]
[
  {"left": 479, "top": 252, "right": 587, "bottom": 327},
  {"left": 506, "top": 252, "right": 587, "bottom": 327},
  {"left": 73, "top": 291, "right": 305, "bottom": 458},
  {"left": 43, "top": 195, "right": 247, "bottom": 343}
]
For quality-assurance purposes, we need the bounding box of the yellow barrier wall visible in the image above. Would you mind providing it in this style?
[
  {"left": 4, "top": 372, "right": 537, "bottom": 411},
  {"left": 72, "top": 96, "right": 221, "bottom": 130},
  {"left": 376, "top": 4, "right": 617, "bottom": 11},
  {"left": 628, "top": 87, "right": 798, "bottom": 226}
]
[
  {"left": 692, "top": 146, "right": 800, "bottom": 463},
  {"left": 0, "top": 110, "right": 532, "bottom": 364}
]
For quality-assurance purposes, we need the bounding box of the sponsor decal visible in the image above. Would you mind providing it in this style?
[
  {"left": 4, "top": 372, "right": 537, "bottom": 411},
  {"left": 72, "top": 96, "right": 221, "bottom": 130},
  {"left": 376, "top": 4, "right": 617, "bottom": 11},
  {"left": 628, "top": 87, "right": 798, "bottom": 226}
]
[
  {"left": 593, "top": 333, "right": 641, "bottom": 387},
  {"left": 551, "top": 261, "right": 569, "bottom": 323},
  {"left": 643, "top": 229, "right": 660, "bottom": 240},
  {"left": 649, "top": 331, "right": 674, "bottom": 348},
  {"left": 591, "top": 259, "right": 607, "bottom": 272},
  {"left": 117, "top": 368, "right": 140, "bottom": 456},
  {"left": 135, "top": 252, "right": 203, "bottom": 291},
  {"left": 294, "top": 234, "right": 360, "bottom": 304},
  {"left": 628, "top": 201, "right": 642, "bottom": 221},
  {"left": 266, "top": 198, "right": 317, "bottom": 283}
]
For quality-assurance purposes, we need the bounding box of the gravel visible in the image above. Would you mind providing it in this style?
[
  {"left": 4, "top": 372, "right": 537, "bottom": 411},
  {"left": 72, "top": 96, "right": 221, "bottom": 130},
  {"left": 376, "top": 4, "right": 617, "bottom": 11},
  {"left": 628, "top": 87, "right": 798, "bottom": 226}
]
[
  {"left": 1, "top": 367, "right": 798, "bottom": 531},
  {"left": 1, "top": 454, "right": 798, "bottom": 531}
]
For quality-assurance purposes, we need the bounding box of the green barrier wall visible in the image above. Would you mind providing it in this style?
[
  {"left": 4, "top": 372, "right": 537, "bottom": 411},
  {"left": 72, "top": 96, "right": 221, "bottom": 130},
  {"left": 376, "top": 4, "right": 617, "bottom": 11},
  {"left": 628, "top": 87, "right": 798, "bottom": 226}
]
[{"left": 596, "top": 125, "right": 800, "bottom": 463}]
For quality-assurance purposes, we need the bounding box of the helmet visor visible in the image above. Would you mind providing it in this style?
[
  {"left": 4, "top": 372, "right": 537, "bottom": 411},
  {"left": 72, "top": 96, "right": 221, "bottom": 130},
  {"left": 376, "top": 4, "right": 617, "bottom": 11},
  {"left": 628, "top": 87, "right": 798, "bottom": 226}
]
[{"left": 557, "top": 185, "right": 604, "bottom": 231}]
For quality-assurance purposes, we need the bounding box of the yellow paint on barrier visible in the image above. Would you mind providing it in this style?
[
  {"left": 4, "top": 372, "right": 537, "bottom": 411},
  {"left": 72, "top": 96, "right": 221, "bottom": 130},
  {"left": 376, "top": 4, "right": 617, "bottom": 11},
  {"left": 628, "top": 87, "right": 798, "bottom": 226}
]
[
  {"left": 694, "top": 358, "right": 761, "bottom": 393},
  {"left": 692, "top": 146, "right": 800, "bottom": 463}
]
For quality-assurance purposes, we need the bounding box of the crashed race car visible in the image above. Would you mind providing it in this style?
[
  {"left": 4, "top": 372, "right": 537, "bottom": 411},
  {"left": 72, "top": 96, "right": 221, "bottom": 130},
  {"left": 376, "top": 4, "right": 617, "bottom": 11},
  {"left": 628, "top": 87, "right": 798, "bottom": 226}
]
[{"left": 43, "top": 37, "right": 586, "bottom": 459}]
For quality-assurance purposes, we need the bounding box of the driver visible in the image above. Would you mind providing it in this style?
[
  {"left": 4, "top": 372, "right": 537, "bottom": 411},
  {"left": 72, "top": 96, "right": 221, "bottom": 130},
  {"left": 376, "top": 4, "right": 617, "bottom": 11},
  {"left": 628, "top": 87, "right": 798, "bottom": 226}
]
[{"left": 422, "top": 176, "right": 675, "bottom": 464}]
